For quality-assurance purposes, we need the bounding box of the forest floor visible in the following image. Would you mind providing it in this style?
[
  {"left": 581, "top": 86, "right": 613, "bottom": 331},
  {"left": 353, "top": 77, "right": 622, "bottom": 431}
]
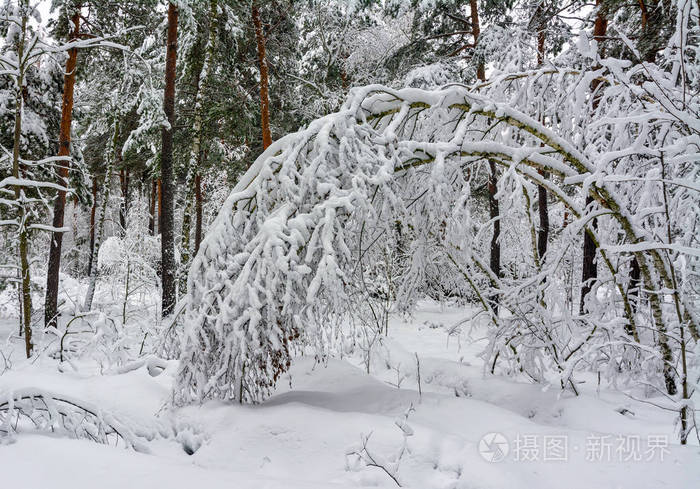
[{"left": 0, "top": 299, "right": 698, "bottom": 488}]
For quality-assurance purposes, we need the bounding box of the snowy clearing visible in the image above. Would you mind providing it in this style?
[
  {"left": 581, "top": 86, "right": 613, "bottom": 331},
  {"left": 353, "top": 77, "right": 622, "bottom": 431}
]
[{"left": 2, "top": 301, "right": 697, "bottom": 489}]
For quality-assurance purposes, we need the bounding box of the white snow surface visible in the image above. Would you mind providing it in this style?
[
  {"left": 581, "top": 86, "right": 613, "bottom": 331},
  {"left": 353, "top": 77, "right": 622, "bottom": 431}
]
[{"left": 1, "top": 301, "right": 698, "bottom": 488}]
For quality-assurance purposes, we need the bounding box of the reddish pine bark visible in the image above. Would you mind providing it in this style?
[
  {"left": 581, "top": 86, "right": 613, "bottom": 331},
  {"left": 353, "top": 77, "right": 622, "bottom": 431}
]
[
  {"left": 593, "top": 0, "right": 608, "bottom": 53},
  {"left": 252, "top": 3, "right": 272, "bottom": 150},
  {"left": 45, "top": 6, "right": 81, "bottom": 329},
  {"left": 637, "top": 0, "right": 649, "bottom": 28},
  {"left": 469, "top": 0, "right": 485, "bottom": 81}
]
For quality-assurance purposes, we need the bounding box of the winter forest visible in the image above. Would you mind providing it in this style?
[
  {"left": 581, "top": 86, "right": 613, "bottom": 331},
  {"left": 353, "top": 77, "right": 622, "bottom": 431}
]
[{"left": 1, "top": 0, "right": 699, "bottom": 487}]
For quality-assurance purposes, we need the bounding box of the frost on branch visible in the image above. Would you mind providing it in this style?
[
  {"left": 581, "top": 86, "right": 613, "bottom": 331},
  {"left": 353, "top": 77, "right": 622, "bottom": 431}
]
[{"left": 174, "top": 29, "right": 699, "bottom": 404}]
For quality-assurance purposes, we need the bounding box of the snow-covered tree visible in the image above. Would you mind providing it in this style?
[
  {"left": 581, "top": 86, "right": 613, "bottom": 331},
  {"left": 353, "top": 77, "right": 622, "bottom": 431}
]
[{"left": 173, "top": 3, "right": 699, "bottom": 453}]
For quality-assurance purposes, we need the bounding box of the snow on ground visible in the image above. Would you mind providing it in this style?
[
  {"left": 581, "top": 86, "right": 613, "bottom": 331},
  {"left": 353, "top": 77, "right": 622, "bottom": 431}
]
[{"left": 1, "top": 300, "right": 698, "bottom": 488}]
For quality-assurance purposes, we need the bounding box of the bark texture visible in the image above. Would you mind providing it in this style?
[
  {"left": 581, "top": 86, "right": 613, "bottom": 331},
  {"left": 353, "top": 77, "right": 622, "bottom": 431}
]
[
  {"left": 252, "top": 3, "right": 272, "bottom": 150},
  {"left": 45, "top": 6, "right": 81, "bottom": 329},
  {"left": 194, "top": 172, "right": 203, "bottom": 255},
  {"left": 160, "top": 2, "right": 179, "bottom": 317}
]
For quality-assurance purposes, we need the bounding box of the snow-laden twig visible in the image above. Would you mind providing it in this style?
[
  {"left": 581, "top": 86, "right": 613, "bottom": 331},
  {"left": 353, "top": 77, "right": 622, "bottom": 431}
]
[{"left": 0, "top": 388, "right": 150, "bottom": 451}]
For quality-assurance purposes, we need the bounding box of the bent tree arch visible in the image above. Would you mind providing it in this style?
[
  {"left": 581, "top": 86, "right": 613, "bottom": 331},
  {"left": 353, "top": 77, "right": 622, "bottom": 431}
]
[{"left": 173, "top": 66, "right": 699, "bottom": 405}]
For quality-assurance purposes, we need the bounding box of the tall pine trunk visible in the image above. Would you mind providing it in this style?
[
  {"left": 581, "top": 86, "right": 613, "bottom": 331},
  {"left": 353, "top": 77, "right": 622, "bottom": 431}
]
[
  {"left": 252, "top": 2, "right": 272, "bottom": 150},
  {"left": 45, "top": 6, "right": 80, "bottom": 329},
  {"left": 160, "top": 2, "right": 179, "bottom": 317}
]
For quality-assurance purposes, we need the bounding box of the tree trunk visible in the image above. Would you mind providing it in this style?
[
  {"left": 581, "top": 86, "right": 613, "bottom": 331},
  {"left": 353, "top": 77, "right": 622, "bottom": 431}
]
[
  {"left": 593, "top": 0, "right": 608, "bottom": 52},
  {"left": 580, "top": 0, "right": 607, "bottom": 314},
  {"left": 12, "top": 3, "right": 32, "bottom": 357},
  {"left": 119, "top": 167, "right": 129, "bottom": 232},
  {"left": 252, "top": 2, "right": 272, "bottom": 150},
  {"left": 628, "top": 256, "right": 641, "bottom": 312},
  {"left": 148, "top": 179, "right": 156, "bottom": 235},
  {"left": 160, "top": 2, "right": 179, "bottom": 317},
  {"left": 488, "top": 160, "right": 500, "bottom": 307},
  {"left": 637, "top": 0, "right": 649, "bottom": 29},
  {"left": 469, "top": 0, "right": 485, "bottom": 81},
  {"left": 45, "top": 6, "right": 81, "bottom": 329},
  {"left": 87, "top": 177, "right": 98, "bottom": 276},
  {"left": 180, "top": 68, "right": 201, "bottom": 267},
  {"left": 194, "top": 172, "right": 203, "bottom": 255},
  {"left": 534, "top": 6, "right": 549, "bottom": 263},
  {"left": 182, "top": 0, "right": 218, "bottom": 272},
  {"left": 537, "top": 171, "right": 549, "bottom": 262},
  {"left": 580, "top": 195, "right": 598, "bottom": 313},
  {"left": 470, "top": 0, "right": 499, "bottom": 309},
  {"left": 157, "top": 178, "right": 163, "bottom": 234}
]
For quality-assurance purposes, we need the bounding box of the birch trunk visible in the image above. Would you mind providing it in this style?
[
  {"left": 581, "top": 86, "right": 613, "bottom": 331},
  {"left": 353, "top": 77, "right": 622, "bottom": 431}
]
[{"left": 11, "top": 2, "right": 32, "bottom": 357}]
